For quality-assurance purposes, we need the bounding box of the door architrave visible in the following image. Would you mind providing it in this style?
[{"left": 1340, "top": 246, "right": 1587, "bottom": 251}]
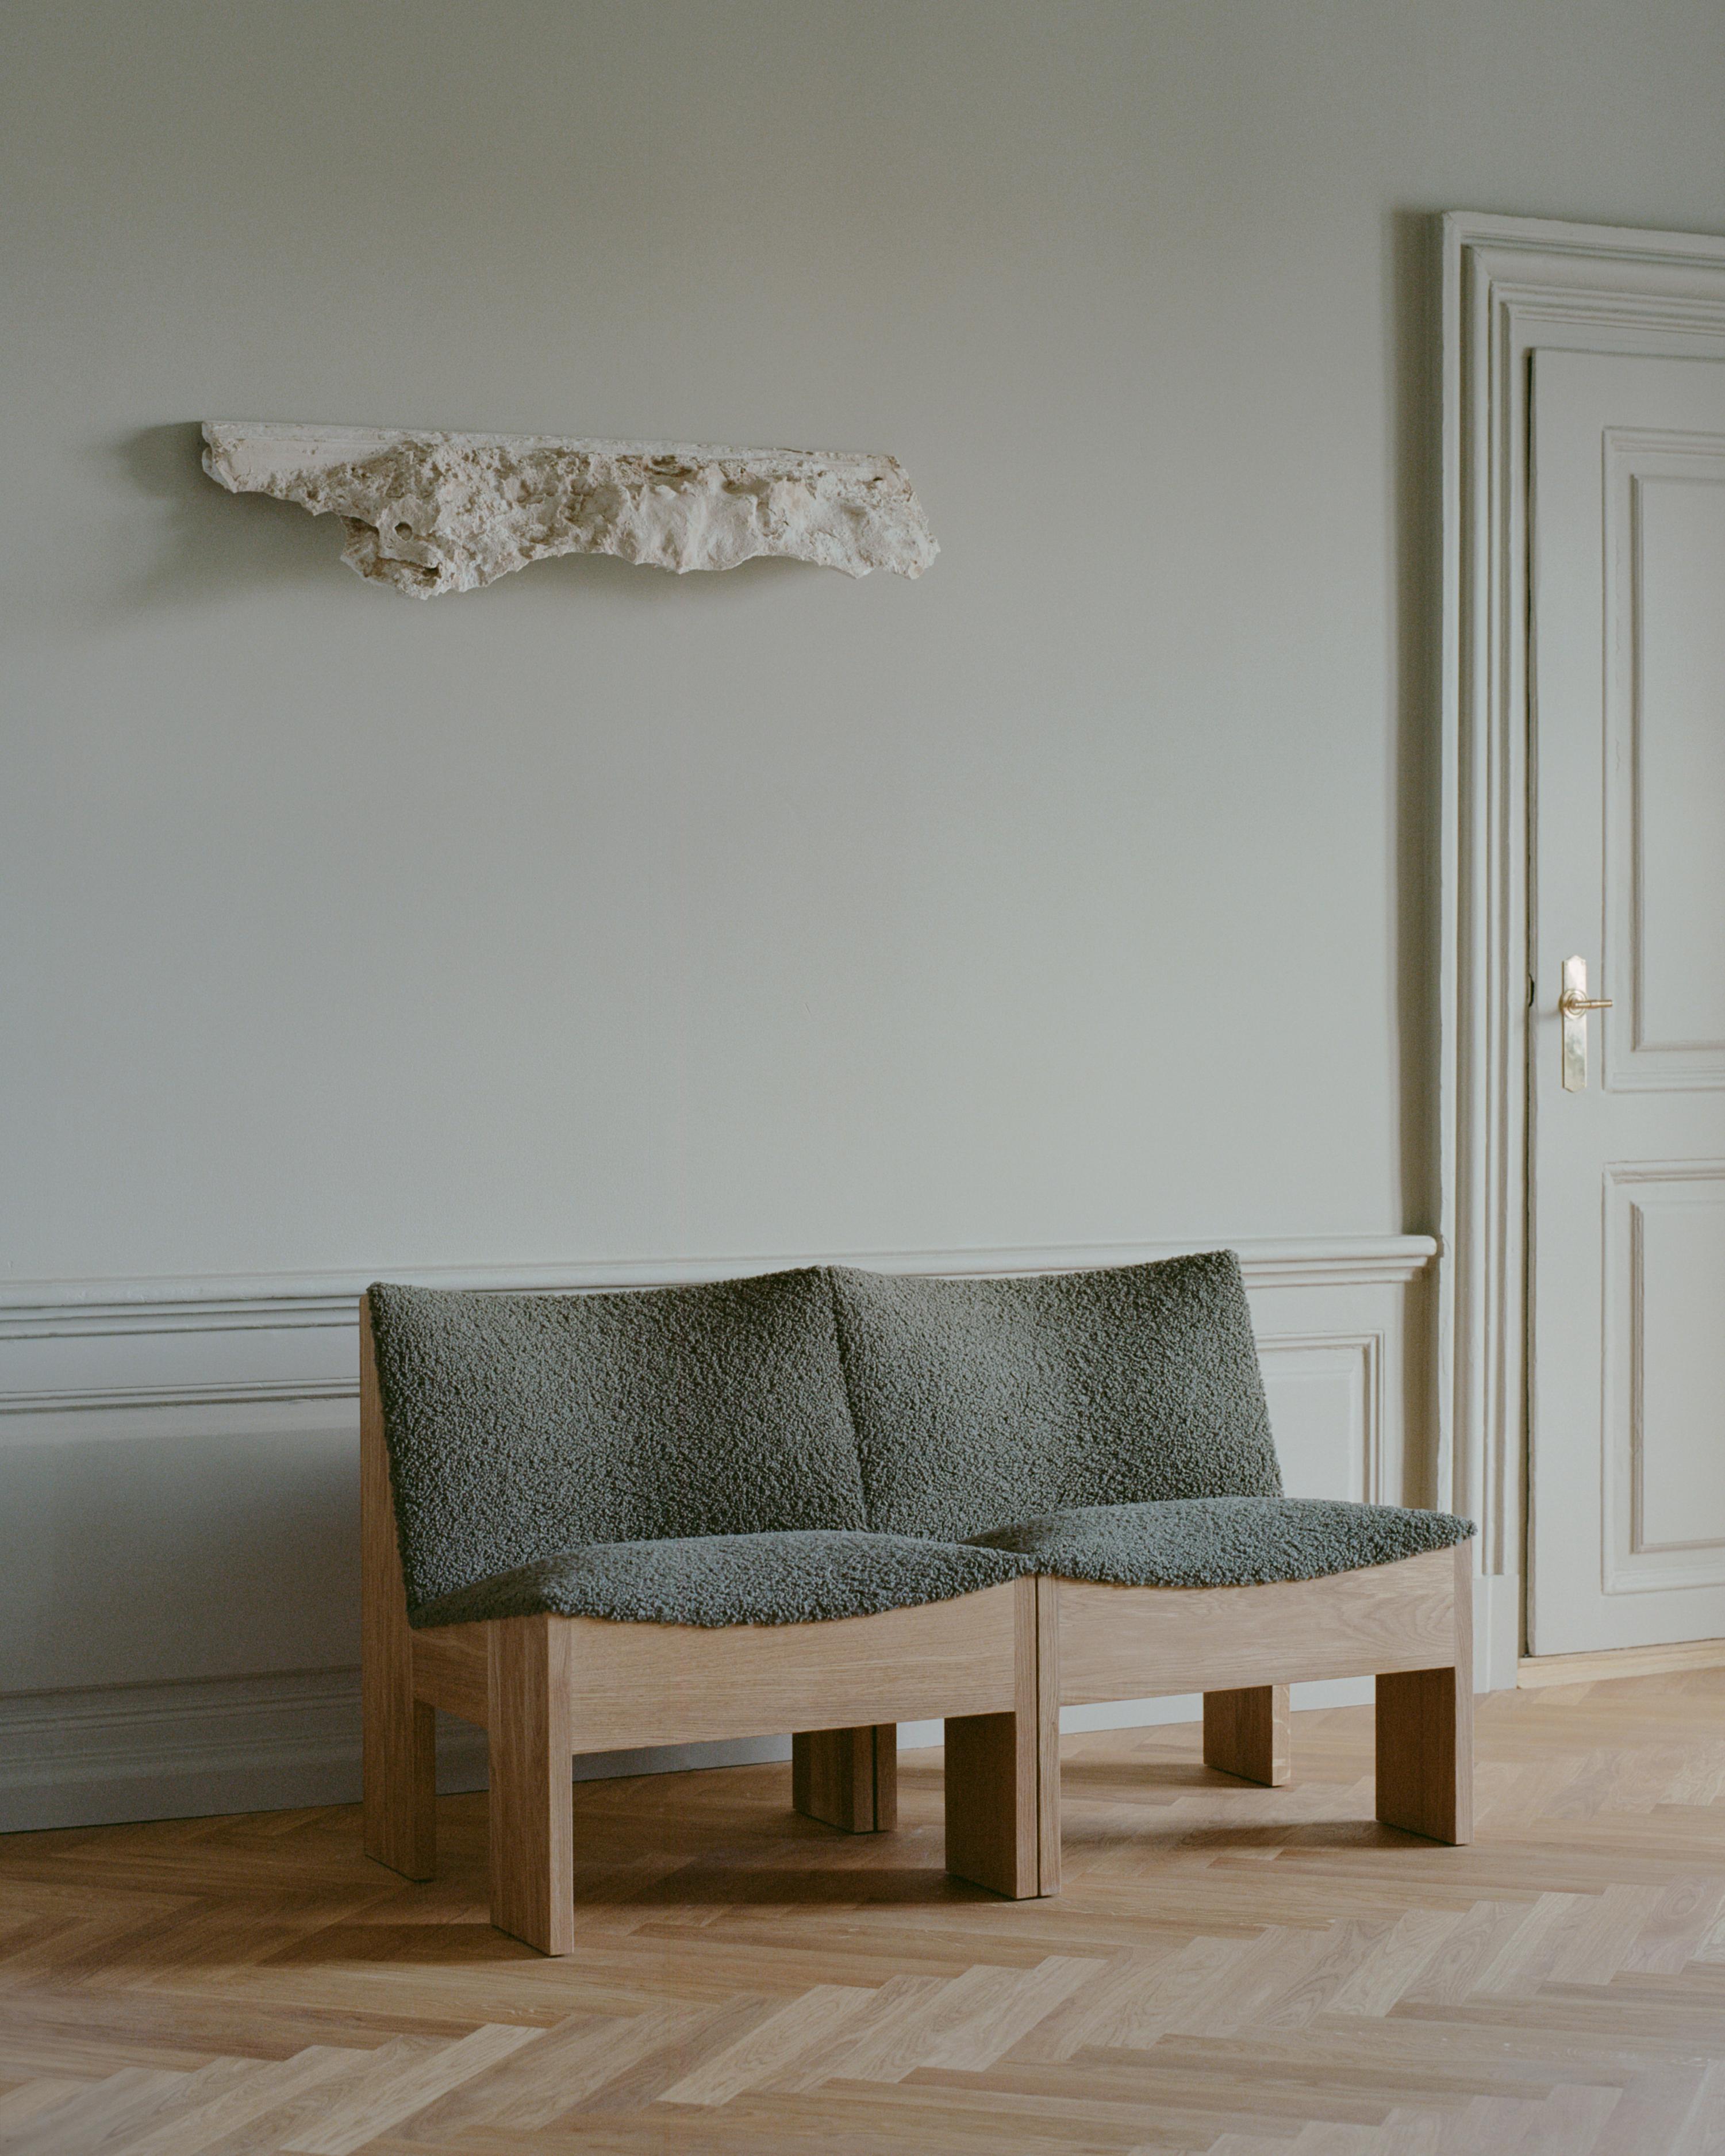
[{"left": 1439, "top": 212, "right": 1725, "bottom": 1681}]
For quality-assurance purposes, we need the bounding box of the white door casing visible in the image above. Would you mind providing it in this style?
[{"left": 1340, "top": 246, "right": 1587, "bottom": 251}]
[
  {"left": 1527, "top": 350, "right": 1725, "bottom": 1653},
  {"left": 1440, "top": 214, "right": 1725, "bottom": 1681}
]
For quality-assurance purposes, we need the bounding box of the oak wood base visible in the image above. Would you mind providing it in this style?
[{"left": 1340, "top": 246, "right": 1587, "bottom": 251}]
[
  {"left": 1375, "top": 1543, "right": 1475, "bottom": 1846},
  {"left": 792, "top": 1725, "right": 898, "bottom": 1832},
  {"left": 1044, "top": 1543, "right": 1476, "bottom": 1858},
  {"left": 945, "top": 1710, "right": 1039, "bottom": 1897},
  {"left": 376, "top": 1582, "right": 1044, "bottom": 1951},
  {"left": 487, "top": 1618, "right": 576, "bottom": 1956},
  {"left": 943, "top": 1570, "right": 1055, "bottom": 1900},
  {"left": 1202, "top": 1684, "right": 1290, "bottom": 1785},
  {"left": 1376, "top": 1662, "right": 1474, "bottom": 1843}
]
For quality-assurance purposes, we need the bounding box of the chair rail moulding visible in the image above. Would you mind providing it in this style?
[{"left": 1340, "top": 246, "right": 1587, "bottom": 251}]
[
  {"left": 0, "top": 1234, "right": 1438, "bottom": 1571},
  {"left": 201, "top": 421, "right": 939, "bottom": 596},
  {"left": 0, "top": 1235, "right": 1438, "bottom": 1345},
  {"left": 1438, "top": 211, "right": 1725, "bottom": 1660}
]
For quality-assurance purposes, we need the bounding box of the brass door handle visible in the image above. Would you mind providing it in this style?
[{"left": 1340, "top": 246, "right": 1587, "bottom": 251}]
[{"left": 1560, "top": 956, "right": 1611, "bottom": 1091}]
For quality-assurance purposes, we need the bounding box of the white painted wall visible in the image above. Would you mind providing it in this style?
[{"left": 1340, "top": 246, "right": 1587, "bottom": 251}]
[
  {"left": 2, "top": 2, "right": 1721, "bottom": 1821},
  {"left": 7, "top": 0, "right": 1724, "bottom": 1279}
]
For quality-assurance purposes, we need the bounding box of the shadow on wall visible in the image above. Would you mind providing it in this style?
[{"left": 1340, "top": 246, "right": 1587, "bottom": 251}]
[
  {"left": 114, "top": 422, "right": 333, "bottom": 607},
  {"left": 112, "top": 423, "right": 816, "bottom": 612}
]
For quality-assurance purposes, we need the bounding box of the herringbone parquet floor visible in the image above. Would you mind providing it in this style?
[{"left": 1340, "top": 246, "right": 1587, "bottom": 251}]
[{"left": 3, "top": 1674, "right": 1725, "bottom": 2154}]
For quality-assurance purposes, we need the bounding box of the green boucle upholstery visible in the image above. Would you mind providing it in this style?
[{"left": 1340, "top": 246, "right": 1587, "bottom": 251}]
[
  {"left": 831, "top": 1252, "right": 1282, "bottom": 1542},
  {"left": 367, "top": 1272, "right": 867, "bottom": 1615},
  {"left": 966, "top": 1496, "right": 1476, "bottom": 1587},
  {"left": 408, "top": 1530, "right": 1034, "bottom": 1629},
  {"left": 369, "top": 1258, "right": 1473, "bottom": 1636}
]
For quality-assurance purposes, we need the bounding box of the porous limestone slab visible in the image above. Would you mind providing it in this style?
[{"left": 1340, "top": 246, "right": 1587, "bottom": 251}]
[{"left": 202, "top": 422, "right": 939, "bottom": 597}]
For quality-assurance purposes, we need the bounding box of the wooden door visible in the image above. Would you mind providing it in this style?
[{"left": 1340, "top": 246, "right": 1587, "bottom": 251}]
[{"left": 1528, "top": 349, "right": 1725, "bottom": 1654}]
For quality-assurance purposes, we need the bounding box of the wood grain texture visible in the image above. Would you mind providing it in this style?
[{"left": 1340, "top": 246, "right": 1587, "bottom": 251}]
[
  {"left": 1058, "top": 1546, "right": 1459, "bottom": 1702},
  {"left": 944, "top": 1576, "right": 1042, "bottom": 1899},
  {"left": 411, "top": 1624, "right": 489, "bottom": 1726},
  {"left": 281, "top": 2023, "right": 541, "bottom": 2153},
  {"left": 486, "top": 1617, "right": 576, "bottom": 1956},
  {"left": 4, "top": 1671, "right": 1724, "bottom": 2151},
  {"left": 415, "top": 1591, "right": 1022, "bottom": 1754},
  {"left": 386, "top": 1566, "right": 1034, "bottom": 1945},
  {"left": 1204, "top": 1684, "right": 1292, "bottom": 1785},
  {"left": 359, "top": 1298, "right": 436, "bottom": 1881},
  {"left": 1376, "top": 1542, "right": 1476, "bottom": 1846},
  {"left": 791, "top": 1727, "right": 898, "bottom": 1832},
  {"left": 548, "top": 1581, "right": 1023, "bottom": 1751},
  {"left": 1036, "top": 1575, "right": 1062, "bottom": 1896}
]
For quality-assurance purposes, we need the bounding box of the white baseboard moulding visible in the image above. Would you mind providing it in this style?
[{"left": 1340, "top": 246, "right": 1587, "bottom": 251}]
[
  {"left": 1517, "top": 1637, "right": 1725, "bottom": 1689},
  {"left": 0, "top": 1232, "right": 1485, "bottom": 1834}
]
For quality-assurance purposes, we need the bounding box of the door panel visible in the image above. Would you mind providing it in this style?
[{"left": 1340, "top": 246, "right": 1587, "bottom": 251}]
[
  {"left": 1632, "top": 1181, "right": 1725, "bottom": 1553},
  {"left": 1529, "top": 349, "right": 1725, "bottom": 1654},
  {"left": 1614, "top": 452, "right": 1725, "bottom": 1081},
  {"left": 1605, "top": 1167, "right": 1725, "bottom": 1589}
]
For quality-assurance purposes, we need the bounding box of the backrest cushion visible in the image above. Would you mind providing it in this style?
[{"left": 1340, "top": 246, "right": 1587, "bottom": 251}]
[
  {"left": 831, "top": 1250, "right": 1282, "bottom": 1540},
  {"left": 367, "top": 1269, "right": 867, "bottom": 1610}
]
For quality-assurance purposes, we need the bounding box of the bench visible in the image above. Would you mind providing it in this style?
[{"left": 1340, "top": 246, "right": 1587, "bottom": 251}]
[{"left": 361, "top": 1252, "right": 1473, "bottom": 1953}]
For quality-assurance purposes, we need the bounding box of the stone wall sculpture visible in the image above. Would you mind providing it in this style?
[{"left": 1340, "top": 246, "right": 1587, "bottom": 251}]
[{"left": 202, "top": 422, "right": 939, "bottom": 597}]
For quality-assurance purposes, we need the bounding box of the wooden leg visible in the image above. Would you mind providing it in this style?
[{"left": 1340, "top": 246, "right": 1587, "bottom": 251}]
[
  {"left": 944, "top": 1576, "right": 1050, "bottom": 1898},
  {"left": 486, "top": 1618, "right": 575, "bottom": 1955},
  {"left": 944, "top": 1710, "right": 1039, "bottom": 1897},
  {"left": 792, "top": 1726, "right": 898, "bottom": 1832},
  {"left": 1376, "top": 1543, "right": 1475, "bottom": 1845},
  {"left": 1376, "top": 1666, "right": 1473, "bottom": 1842},
  {"left": 1035, "top": 1575, "right": 1062, "bottom": 1895},
  {"left": 1203, "top": 1685, "right": 1290, "bottom": 1786},
  {"left": 360, "top": 1304, "right": 436, "bottom": 1881},
  {"left": 363, "top": 1691, "right": 437, "bottom": 1879}
]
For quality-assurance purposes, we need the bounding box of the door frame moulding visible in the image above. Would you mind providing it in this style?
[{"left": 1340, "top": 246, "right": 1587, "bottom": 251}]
[{"left": 1438, "top": 211, "right": 1725, "bottom": 1670}]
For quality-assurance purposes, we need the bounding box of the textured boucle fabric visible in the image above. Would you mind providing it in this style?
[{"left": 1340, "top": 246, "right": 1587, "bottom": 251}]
[
  {"left": 831, "top": 1252, "right": 1282, "bottom": 1541},
  {"left": 367, "top": 1272, "right": 867, "bottom": 1612},
  {"left": 966, "top": 1496, "right": 1476, "bottom": 1586},
  {"left": 408, "top": 1530, "right": 1034, "bottom": 1629}
]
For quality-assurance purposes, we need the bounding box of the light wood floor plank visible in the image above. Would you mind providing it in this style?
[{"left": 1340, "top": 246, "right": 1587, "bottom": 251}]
[
  {"left": 278, "top": 2023, "right": 540, "bottom": 2151},
  {"left": 5, "top": 1677, "right": 1725, "bottom": 2153},
  {"left": 656, "top": 1983, "right": 877, "bottom": 2105}
]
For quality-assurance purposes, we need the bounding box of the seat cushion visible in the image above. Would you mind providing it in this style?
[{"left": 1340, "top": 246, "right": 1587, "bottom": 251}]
[
  {"left": 367, "top": 1271, "right": 867, "bottom": 1611},
  {"left": 831, "top": 1251, "right": 1281, "bottom": 1541},
  {"left": 406, "top": 1529, "right": 1034, "bottom": 1629},
  {"left": 966, "top": 1495, "right": 1476, "bottom": 1587}
]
